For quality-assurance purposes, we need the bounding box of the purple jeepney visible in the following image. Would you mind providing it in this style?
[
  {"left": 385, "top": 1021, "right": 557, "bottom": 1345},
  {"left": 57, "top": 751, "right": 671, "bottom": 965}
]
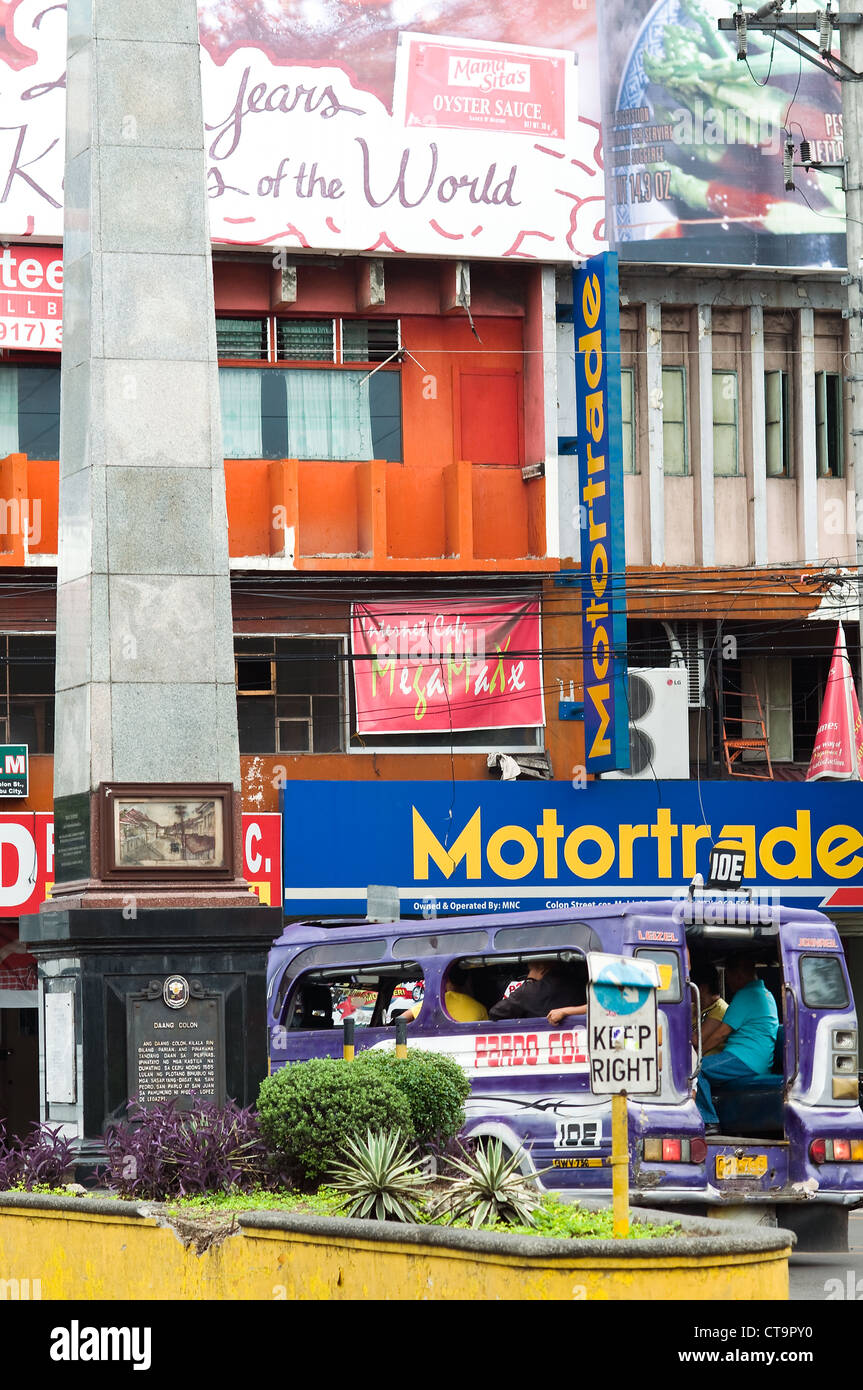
[{"left": 266, "top": 899, "right": 863, "bottom": 1246}]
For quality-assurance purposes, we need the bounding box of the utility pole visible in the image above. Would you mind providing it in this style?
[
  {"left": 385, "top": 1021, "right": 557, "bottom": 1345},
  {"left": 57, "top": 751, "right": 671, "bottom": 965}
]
[{"left": 839, "top": 18, "right": 863, "bottom": 687}]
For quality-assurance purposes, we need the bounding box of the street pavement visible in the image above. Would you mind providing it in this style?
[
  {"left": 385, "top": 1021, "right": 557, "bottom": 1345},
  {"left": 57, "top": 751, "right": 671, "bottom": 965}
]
[{"left": 789, "top": 1210, "right": 863, "bottom": 1300}]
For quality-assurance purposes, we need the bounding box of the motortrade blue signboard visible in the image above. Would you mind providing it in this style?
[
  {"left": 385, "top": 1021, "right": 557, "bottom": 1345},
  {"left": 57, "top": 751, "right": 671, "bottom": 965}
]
[
  {"left": 573, "top": 252, "right": 628, "bottom": 773},
  {"left": 281, "top": 780, "right": 863, "bottom": 917}
]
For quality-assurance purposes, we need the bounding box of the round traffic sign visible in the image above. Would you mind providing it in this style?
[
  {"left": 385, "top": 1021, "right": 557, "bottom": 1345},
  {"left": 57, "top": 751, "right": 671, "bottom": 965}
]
[{"left": 593, "top": 963, "right": 651, "bottom": 1016}]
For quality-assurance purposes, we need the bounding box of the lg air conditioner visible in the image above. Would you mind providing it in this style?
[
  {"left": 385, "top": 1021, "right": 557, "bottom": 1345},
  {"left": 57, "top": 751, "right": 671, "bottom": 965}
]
[{"left": 601, "top": 667, "right": 690, "bottom": 780}]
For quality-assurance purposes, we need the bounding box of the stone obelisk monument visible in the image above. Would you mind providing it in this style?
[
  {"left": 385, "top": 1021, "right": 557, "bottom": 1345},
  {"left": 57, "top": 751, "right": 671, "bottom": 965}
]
[{"left": 21, "top": 0, "right": 281, "bottom": 1159}]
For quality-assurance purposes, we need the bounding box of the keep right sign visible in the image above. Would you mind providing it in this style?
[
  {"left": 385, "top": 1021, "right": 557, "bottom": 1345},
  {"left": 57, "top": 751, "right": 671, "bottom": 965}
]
[{"left": 587, "top": 952, "right": 660, "bottom": 1097}]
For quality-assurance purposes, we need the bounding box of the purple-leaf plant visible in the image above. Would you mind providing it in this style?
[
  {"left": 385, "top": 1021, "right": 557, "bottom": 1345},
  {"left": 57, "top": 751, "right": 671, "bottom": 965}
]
[
  {"left": 103, "top": 1097, "right": 281, "bottom": 1200},
  {"left": 0, "top": 1121, "right": 75, "bottom": 1189}
]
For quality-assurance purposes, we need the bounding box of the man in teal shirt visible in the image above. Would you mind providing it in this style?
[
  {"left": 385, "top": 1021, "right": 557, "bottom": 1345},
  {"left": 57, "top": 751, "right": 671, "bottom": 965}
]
[{"left": 694, "top": 954, "right": 779, "bottom": 1133}]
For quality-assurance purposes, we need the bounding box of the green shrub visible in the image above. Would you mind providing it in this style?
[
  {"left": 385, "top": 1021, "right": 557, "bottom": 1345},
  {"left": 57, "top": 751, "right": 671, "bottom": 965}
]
[
  {"left": 257, "top": 1059, "right": 414, "bottom": 1184},
  {"left": 354, "top": 1048, "right": 470, "bottom": 1147}
]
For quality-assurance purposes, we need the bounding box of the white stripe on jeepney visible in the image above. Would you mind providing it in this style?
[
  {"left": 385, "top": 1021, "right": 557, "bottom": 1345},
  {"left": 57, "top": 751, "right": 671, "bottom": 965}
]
[{"left": 370, "top": 1028, "right": 591, "bottom": 1075}]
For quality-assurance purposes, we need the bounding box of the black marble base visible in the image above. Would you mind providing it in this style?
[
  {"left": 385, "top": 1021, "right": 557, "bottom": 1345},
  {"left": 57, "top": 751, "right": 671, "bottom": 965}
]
[{"left": 19, "top": 905, "right": 283, "bottom": 1146}]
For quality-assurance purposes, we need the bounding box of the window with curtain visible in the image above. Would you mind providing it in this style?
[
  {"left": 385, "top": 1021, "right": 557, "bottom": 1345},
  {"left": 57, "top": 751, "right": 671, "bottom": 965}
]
[
  {"left": 621, "top": 367, "right": 637, "bottom": 475},
  {"left": 661, "top": 366, "right": 688, "bottom": 476},
  {"left": 765, "top": 369, "right": 790, "bottom": 477},
  {"left": 217, "top": 315, "right": 403, "bottom": 462},
  {"left": 284, "top": 371, "right": 373, "bottom": 459},
  {"left": 815, "top": 371, "right": 843, "bottom": 478},
  {"left": 218, "top": 367, "right": 401, "bottom": 461},
  {"left": 0, "top": 366, "right": 60, "bottom": 458},
  {"left": 712, "top": 370, "right": 739, "bottom": 476},
  {"left": 219, "top": 369, "right": 263, "bottom": 457}
]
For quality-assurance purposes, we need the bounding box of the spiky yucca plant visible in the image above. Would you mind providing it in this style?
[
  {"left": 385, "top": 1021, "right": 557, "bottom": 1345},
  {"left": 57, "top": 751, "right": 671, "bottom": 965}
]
[
  {"left": 327, "top": 1129, "right": 427, "bottom": 1222},
  {"left": 433, "top": 1139, "right": 541, "bottom": 1228}
]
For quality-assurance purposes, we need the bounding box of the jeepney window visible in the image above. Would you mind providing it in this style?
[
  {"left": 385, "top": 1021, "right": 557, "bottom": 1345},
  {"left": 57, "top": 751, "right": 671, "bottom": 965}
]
[
  {"left": 634, "top": 948, "right": 682, "bottom": 1003},
  {"left": 800, "top": 955, "right": 849, "bottom": 1010},
  {"left": 284, "top": 962, "right": 423, "bottom": 1030},
  {"left": 493, "top": 923, "right": 600, "bottom": 953},
  {"left": 274, "top": 939, "right": 388, "bottom": 1017},
  {"left": 450, "top": 952, "right": 588, "bottom": 1019},
  {"left": 392, "top": 930, "right": 488, "bottom": 959}
]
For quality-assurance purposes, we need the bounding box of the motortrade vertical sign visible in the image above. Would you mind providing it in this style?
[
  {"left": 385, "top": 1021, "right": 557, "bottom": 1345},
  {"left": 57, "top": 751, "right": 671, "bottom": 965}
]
[{"left": 573, "top": 252, "right": 628, "bottom": 772}]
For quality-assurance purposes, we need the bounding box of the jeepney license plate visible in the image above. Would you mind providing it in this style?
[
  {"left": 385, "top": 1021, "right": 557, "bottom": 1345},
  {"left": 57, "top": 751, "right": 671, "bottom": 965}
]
[{"left": 715, "top": 1154, "right": 769, "bottom": 1180}]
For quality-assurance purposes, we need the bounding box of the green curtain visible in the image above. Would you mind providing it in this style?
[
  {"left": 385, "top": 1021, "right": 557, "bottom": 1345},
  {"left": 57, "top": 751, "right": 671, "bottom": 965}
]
[
  {"left": 285, "top": 370, "right": 373, "bottom": 461},
  {"left": 219, "top": 368, "right": 262, "bottom": 457}
]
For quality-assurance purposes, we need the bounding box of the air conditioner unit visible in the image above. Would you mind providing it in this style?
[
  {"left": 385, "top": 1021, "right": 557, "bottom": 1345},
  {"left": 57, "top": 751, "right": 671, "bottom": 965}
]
[{"left": 601, "top": 668, "right": 690, "bottom": 780}]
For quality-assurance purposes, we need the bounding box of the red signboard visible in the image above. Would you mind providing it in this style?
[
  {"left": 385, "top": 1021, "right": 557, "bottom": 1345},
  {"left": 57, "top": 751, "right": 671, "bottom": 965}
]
[
  {"left": 0, "top": 246, "right": 62, "bottom": 351},
  {"left": 0, "top": 811, "right": 282, "bottom": 925},
  {"left": 395, "top": 34, "right": 572, "bottom": 140},
  {"left": 352, "top": 599, "right": 544, "bottom": 735}
]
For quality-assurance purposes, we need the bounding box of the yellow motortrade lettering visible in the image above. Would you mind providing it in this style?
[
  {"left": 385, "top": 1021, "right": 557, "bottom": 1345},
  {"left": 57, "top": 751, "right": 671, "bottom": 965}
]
[
  {"left": 592, "top": 625, "right": 609, "bottom": 681},
  {"left": 585, "top": 390, "right": 604, "bottom": 443},
  {"left": 586, "top": 440, "right": 605, "bottom": 474},
  {"left": 587, "top": 683, "right": 611, "bottom": 760},
  {"left": 758, "top": 812, "right": 812, "bottom": 880},
  {"left": 582, "top": 272, "right": 601, "bottom": 329},
  {"left": 412, "top": 806, "right": 481, "bottom": 880},
  {"left": 681, "top": 823, "right": 712, "bottom": 878},
  {"left": 817, "top": 825, "right": 863, "bottom": 879},
  {"left": 564, "top": 825, "right": 616, "bottom": 878},
  {"left": 716, "top": 825, "right": 757, "bottom": 878},
  {"left": 536, "top": 809, "right": 564, "bottom": 878},
  {"left": 649, "top": 809, "right": 679, "bottom": 878},
  {"left": 618, "top": 823, "right": 649, "bottom": 879},
  {"left": 487, "top": 825, "right": 538, "bottom": 881},
  {"left": 590, "top": 542, "right": 608, "bottom": 598},
  {"left": 579, "top": 328, "right": 602, "bottom": 390}
]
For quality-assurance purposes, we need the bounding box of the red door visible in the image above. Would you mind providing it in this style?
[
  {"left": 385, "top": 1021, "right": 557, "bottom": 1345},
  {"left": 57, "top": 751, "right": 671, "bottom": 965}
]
[{"left": 458, "top": 371, "right": 521, "bottom": 465}]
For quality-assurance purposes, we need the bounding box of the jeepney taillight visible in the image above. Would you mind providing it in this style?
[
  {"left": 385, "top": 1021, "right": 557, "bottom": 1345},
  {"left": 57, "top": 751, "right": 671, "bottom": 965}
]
[
  {"left": 642, "top": 1137, "right": 706, "bottom": 1164},
  {"left": 809, "top": 1138, "right": 863, "bottom": 1164}
]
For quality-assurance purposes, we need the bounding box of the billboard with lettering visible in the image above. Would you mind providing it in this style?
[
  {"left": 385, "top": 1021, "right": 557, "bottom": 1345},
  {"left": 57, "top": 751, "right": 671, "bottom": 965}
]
[
  {"left": 572, "top": 253, "right": 628, "bottom": 771},
  {"left": 351, "top": 599, "right": 544, "bottom": 735},
  {"left": 600, "top": 0, "right": 845, "bottom": 268},
  {"left": 0, "top": 811, "right": 282, "bottom": 919},
  {"left": 280, "top": 779, "right": 863, "bottom": 918},
  {"left": 0, "top": 0, "right": 605, "bottom": 261}
]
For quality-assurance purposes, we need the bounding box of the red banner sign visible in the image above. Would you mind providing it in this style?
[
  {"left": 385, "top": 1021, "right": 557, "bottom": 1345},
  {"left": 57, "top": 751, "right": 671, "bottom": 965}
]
[
  {"left": 0, "top": 246, "right": 63, "bottom": 351},
  {"left": 352, "top": 600, "right": 544, "bottom": 735},
  {"left": 0, "top": 811, "right": 282, "bottom": 923},
  {"left": 806, "top": 624, "right": 863, "bottom": 782}
]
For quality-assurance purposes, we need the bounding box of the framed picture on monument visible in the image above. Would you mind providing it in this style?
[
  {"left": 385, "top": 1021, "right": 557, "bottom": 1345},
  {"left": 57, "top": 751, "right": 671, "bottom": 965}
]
[{"left": 99, "top": 783, "right": 235, "bottom": 879}]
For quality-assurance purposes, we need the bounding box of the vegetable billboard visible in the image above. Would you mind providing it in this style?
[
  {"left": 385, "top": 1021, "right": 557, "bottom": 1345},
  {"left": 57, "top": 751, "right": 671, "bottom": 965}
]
[{"left": 601, "top": 0, "right": 845, "bottom": 267}]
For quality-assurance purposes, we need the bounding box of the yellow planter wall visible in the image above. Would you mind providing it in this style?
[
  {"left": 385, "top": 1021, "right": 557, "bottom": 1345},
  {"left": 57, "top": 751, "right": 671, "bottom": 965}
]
[{"left": 0, "top": 1200, "right": 790, "bottom": 1301}]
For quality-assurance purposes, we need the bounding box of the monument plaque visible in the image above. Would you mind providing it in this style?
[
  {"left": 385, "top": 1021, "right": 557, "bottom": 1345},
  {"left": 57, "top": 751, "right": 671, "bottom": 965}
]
[
  {"left": 127, "top": 979, "right": 225, "bottom": 1107},
  {"left": 54, "top": 792, "right": 92, "bottom": 884}
]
